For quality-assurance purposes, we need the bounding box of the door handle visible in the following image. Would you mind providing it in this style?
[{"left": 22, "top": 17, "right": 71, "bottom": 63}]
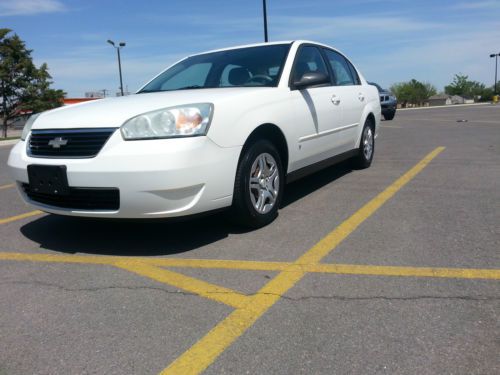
[
  {"left": 331, "top": 95, "right": 341, "bottom": 105},
  {"left": 358, "top": 93, "right": 365, "bottom": 101}
]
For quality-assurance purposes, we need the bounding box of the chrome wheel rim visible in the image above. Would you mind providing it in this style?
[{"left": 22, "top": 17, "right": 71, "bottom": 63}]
[
  {"left": 363, "top": 126, "right": 374, "bottom": 160},
  {"left": 249, "top": 153, "right": 279, "bottom": 214}
]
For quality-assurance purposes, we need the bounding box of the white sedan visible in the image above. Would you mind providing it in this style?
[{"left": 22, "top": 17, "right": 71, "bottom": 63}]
[{"left": 8, "top": 40, "right": 380, "bottom": 228}]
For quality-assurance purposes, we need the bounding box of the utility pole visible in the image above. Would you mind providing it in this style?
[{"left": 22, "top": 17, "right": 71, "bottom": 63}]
[
  {"left": 263, "top": 0, "right": 268, "bottom": 42},
  {"left": 490, "top": 53, "right": 500, "bottom": 95}
]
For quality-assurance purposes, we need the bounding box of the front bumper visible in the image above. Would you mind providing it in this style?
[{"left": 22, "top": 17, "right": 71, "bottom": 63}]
[{"left": 7, "top": 131, "right": 241, "bottom": 218}]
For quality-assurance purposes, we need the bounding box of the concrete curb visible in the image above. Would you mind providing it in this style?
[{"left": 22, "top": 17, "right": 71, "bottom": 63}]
[
  {"left": 399, "top": 102, "right": 493, "bottom": 111},
  {"left": 0, "top": 139, "right": 20, "bottom": 147}
]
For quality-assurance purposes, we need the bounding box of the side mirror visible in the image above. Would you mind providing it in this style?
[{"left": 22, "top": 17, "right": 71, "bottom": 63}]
[{"left": 293, "top": 72, "right": 330, "bottom": 89}]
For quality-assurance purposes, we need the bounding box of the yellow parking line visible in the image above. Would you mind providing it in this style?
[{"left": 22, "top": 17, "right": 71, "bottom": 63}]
[
  {"left": 161, "top": 146, "right": 446, "bottom": 375},
  {"left": 114, "top": 260, "right": 250, "bottom": 309},
  {"left": 0, "top": 252, "right": 116, "bottom": 265},
  {"left": 0, "top": 183, "right": 15, "bottom": 190},
  {"left": 0, "top": 210, "right": 43, "bottom": 225},
  {"left": 146, "top": 258, "right": 290, "bottom": 272},
  {"left": 308, "top": 263, "right": 500, "bottom": 280}
]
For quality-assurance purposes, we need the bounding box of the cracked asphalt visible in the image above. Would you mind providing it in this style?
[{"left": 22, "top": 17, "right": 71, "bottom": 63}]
[{"left": 0, "top": 104, "right": 499, "bottom": 375}]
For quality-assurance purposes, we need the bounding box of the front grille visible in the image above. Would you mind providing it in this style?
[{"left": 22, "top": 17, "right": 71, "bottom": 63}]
[
  {"left": 380, "top": 95, "right": 388, "bottom": 102},
  {"left": 28, "top": 128, "right": 116, "bottom": 158},
  {"left": 22, "top": 183, "right": 120, "bottom": 211}
]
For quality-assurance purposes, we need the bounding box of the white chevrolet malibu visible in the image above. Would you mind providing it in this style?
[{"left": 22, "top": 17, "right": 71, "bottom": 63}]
[{"left": 8, "top": 41, "right": 380, "bottom": 228}]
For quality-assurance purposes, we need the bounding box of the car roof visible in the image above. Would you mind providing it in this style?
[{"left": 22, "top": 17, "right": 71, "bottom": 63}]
[{"left": 188, "top": 40, "right": 335, "bottom": 57}]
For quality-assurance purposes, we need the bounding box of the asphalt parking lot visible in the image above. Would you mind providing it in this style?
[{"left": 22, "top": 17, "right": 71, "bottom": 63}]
[{"left": 0, "top": 104, "right": 499, "bottom": 375}]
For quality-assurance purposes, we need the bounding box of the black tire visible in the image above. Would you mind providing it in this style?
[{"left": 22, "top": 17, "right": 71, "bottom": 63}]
[
  {"left": 232, "top": 140, "right": 284, "bottom": 228},
  {"left": 383, "top": 110, "right": 396, "bottom": 121},
  {"left": 353, "top": 118, "right": 375, "bottom": 169}
]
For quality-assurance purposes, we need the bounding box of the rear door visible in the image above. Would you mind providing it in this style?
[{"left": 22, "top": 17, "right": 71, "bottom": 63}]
[{"left": 322, "top": 48, "right": 365, "bottom": 151}]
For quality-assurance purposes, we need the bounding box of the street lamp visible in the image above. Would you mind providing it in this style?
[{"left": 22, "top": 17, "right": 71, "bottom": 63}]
[
  {"left": 107, "top": 39, "right": 126, "bottom": 96},
  {"left": 490, "top": 52, "right": 500, "bottom": 95}
]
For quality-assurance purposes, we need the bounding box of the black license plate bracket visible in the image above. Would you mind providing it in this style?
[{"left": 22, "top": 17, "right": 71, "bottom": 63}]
[{"left": 27, "top": 165, "right": 70, "bottom": 196}]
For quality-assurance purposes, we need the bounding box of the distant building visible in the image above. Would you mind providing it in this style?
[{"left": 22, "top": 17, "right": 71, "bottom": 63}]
[
  {"left": 85, "top": 91, "right": 105, "bottom": 98},
  {"left": 63, "top": 98, "right": 101, "bottom": 106},
  {"left": 427, "top": 94, "right": 452, "bottom": 106}
]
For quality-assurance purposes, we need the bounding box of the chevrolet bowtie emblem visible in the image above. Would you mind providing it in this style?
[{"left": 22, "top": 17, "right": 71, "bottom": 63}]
[{"left": 48, "top": 137, "right": 68, "bottom": 148}]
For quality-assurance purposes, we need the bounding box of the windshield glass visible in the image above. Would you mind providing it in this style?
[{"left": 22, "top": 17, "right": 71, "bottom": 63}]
[{"left": 139, "top": 44, "right": 291, "bottom": 92}]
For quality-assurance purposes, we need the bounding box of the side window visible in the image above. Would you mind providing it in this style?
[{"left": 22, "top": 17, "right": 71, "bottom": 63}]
[
  {"left": 160, "top": 63, "right": 212, "bottom": 90},
  {"left": 346, "top": 59, "right": 361, "bottom": 85},
  {"left": 323, "top": 49, "right": 355, "bottom": 86},
  {"left": 292, "top": 46, "right": 330, "bottom": 83}
]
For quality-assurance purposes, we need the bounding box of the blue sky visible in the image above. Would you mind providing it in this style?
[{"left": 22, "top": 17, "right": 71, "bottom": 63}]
[{"left": 2, "top": 0, "right": 499, "bottom": 97}]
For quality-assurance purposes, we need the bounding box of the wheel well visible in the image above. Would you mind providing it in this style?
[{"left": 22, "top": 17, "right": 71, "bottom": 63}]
[
  {"left": 241, "top": 124, "right": 289, "bottom": 172},
  {"left": 365, "top": 113, "right": 375, "bottom": 129}
]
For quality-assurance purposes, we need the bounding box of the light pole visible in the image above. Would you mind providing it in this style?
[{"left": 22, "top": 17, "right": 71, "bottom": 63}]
[
  {"left": 107, "top": 39, "right": 126, "bottom": 96},
  {"left": 490, "top": 53, "right": 500, "bottom": 95},
  {"left": 262, "top": 0, "right": 268, "bottom": 42}
]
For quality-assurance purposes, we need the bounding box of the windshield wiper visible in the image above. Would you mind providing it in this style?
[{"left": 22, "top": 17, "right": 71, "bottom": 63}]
[
  {"left": 174, "top": 85, "right": 204, "bottom": 90},
  {"left": 137, "top": 89, "right": 164, "bottom": 94},
  {"left": 138, "top": 85, "right": 205, "bottom": 94}
]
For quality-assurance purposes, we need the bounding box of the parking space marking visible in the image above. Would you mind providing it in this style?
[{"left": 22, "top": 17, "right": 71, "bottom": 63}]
[
  {"left": 0, "top": 183, "right": 14, "bottom": 190},
  {"left": 309, "top": 263, "right": 500, "bottom": 280},
  {"left": 0, "top": 252, "right": 120, "bottom": 265},
  {"left": 0, "top": 210, "right": 42, "bottom": 225},
  {"left": 1, "top": 253, "right": 498, "bottom": 280},
  {"left": 161, "top": 146, "right": 446, "bottom": 375},
  {"left": 115, "top": 260, "right": 251, "bottom": 309},
  {"left": 147, "top": 258, "right": 290, "bottom": 272}
]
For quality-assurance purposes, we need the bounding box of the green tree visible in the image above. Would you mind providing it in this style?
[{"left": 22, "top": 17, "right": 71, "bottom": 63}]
[
  {"left": 0, "top": 29, "right": 64, "bottom": 138},
  {"left": 390, "top": 79, "right": 436, "bottom": 107},
  {"left": 21, "top": 63, "right": 65, "bottom": 114},
  {"left": 444, "top": 73, "right": 487, "bottom": 99}
]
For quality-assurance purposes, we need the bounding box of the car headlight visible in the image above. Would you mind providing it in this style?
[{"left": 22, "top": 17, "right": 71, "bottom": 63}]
[
  {"left": 120, "top": 103, "right": 213, "bottom": 140},
  {"left": 21, "top": 113, "right": 41, "bottom": 141}
]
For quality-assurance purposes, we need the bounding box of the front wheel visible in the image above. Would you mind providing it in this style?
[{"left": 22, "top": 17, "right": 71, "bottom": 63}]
[
  {"left": 232, "top": 140, "right": 284, "bottom": 228},
  {"left": 383, "top": 110, "right": 396, "bottom": 121},
  {"left": 353, "top": 119, "right": 375, "bottom": 169}
]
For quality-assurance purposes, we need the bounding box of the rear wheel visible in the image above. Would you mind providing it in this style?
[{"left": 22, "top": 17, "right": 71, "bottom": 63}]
[
  {"left": 232, "top": 140, "right": 284, "bottom": 228},
  {"left": 353, "top": 119, "right": 375, "bottom": 169}
]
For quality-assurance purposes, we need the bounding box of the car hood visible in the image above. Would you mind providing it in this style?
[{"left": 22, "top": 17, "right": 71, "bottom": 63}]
[{"left": 32, "top": 87, "right": 270, "bottom": 130}]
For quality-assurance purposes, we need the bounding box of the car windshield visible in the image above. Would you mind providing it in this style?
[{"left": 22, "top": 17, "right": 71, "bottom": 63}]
[{"left": 138, "top": 44, "right": 291, "bottom": 93}]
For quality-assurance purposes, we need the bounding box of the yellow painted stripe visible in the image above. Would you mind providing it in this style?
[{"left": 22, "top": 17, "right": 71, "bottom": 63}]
[
  {"left": 114, "top": 260, "right": 250, "bottom": 309},
  {"left": 0, "top": 252, "right": 116, "bottom": 265},
  {"left": 308, "top": 263, "right": 500, "bottom": 280},
  {"left": 2, "top": 252, "right": 497, "bottom": 280},
  {"left": 0, "top": 183, "right": 15, "bottom": 190},
  {"left": 161, "top": 147, "right": 445, "bottom": 375},
  {"left": 0, "top": 210, "right": 43, "bottom": 225},
  {"left": 0, "top": 252, "right": 289, "bottom": 272},
  {"left": 145, "top": 258, "right": 290, "bottom": 272},
  {"left": 296, "top": 146, "right": 446, "bottom": 265}
]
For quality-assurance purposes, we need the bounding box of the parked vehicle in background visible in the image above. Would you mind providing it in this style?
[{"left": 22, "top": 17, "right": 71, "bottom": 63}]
[
  {"left": 9, "top": 41, "right": 381, "bottom": 228},
  {"left": 369, "top": 82, "right": 397, "bottom": 120}
]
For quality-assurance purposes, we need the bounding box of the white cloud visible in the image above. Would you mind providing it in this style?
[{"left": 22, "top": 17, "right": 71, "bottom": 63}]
[{"left": 0, "top": 0, "right": 65, "bottom": 16}]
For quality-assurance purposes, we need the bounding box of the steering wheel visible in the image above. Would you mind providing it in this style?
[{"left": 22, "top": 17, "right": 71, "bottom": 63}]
[{"left": 246, "top": 75, "right": 273, "bottom": 85}]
